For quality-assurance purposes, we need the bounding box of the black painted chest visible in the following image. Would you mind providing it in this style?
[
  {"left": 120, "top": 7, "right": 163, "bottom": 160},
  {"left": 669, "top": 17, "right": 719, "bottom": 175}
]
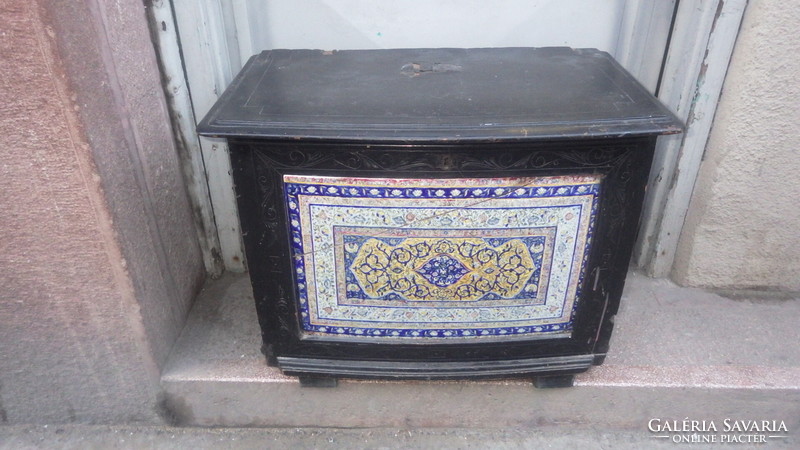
[{"left": 198, "top": 47, "right": 681, "bottom": 386}]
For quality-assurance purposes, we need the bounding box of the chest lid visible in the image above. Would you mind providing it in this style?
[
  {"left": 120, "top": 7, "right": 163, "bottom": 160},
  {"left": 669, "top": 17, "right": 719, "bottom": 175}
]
[{"left": 197, "top": 47, "right": 682, "bottom": 142}]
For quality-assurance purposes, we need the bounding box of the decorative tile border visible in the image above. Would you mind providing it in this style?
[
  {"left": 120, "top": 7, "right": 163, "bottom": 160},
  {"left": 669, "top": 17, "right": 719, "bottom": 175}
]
[{"left": 284, "top": 175, "right": 601, "bottom": 341}]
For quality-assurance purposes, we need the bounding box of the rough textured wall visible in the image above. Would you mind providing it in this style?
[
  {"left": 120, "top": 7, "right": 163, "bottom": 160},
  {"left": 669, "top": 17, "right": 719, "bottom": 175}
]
[
  {"left": 0, "top": 0, "right": 204, "bottom": 423},
  {"left": 38, "top": 0, "right": 206, "bottom": 367},
  {"left": 672, "top": 0, "right": 800, "bottom": 290}
]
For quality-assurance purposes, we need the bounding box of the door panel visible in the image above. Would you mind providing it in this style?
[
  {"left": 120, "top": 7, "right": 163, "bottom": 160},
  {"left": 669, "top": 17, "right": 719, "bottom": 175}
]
[
  {"left": 239, "top": 0, "right": 626, "bottom": 52},
  {"left": 170, "top": 0, "right": 677, "bottom": 271}
]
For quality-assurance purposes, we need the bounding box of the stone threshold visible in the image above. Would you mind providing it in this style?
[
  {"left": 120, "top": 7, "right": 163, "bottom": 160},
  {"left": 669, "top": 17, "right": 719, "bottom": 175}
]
[{"left": 160, "top": 271, "right": 799, "bottom": 428}]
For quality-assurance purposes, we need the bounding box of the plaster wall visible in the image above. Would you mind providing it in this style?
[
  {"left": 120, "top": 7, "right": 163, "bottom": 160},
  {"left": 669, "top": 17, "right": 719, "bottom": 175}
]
[
  {"left": 672, "top": 0, "right": 800, "bottom": 290},
  {"left": 0, "top": 0, "right": 203, "bottom": 423}
]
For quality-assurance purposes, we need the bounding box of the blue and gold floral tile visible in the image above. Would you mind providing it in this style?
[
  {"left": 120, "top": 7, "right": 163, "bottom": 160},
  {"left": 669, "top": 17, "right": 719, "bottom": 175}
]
[{"left": 284, "top": 174, "right": 601, "bottom": 341}]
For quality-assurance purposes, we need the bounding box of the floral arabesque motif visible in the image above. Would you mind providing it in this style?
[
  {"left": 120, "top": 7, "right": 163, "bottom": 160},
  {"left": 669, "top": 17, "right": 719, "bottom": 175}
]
[
  {"left": 349, "top": 237, "right": 536, "bottom": 301},
  {"left": 418, "top": 254, "right": 470, "bottom": 288}
]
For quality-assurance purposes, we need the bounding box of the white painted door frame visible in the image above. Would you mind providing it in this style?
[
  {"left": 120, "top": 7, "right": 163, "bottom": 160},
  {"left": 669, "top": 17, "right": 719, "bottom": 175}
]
[
  {"left": 152, "top": 0, "right": 747, "bottom": 277},
  {"left": 150, "top": 0, "right": 227, "bottom": 276},
  {"left": 634, "top": 0, "right": 748, "bottom": 277},
  {"left": 614, "top": 0, "right": 677, "bottom": 93},
  {"left": 153, "top": 0, "right": 248, "bottom": 273}
]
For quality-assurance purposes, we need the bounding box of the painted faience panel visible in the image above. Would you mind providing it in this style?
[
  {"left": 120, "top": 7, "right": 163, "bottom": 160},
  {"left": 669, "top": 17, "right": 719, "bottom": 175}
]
[{"left": 284, "top": 175, "right": 601, "bottom": 341}]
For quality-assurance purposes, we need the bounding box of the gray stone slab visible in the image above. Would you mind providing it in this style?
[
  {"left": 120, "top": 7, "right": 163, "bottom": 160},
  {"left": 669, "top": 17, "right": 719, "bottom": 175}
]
[
  {"left": 4, "top": 424, "right": 796, "bottom": 449},
  {"left": 161, "top": 272, "right": 800, "bottom": 429}
]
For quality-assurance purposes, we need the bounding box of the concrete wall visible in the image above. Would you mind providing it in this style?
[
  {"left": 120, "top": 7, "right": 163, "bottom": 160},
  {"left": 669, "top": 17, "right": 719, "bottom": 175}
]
[
  {"left": 672, "top": 0, "right": 800, "bottom": 291},
  {"left": 0, "top": 0, "right": 204, "bottom": 423}
]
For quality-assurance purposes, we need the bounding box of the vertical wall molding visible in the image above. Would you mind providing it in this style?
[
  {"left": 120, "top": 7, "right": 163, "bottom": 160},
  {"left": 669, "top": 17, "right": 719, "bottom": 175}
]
[
  {"left": 614, "top": 0, "right": 678, "bottom": 93},
  {"left": 634, "top": 0, "right": 748, "bottom": 277},
  {"left": 149, "top": 0, "right": 224, "bottom": 276},
  {"left": 169, "top": 0, "right": 247, "bottom": 272}
]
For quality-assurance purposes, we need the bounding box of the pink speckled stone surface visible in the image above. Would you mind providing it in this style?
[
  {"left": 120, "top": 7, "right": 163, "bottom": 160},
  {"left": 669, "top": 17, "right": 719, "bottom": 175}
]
[
  {"left": 0, "top": 0, "right": 203, "bottom": 424},
  {"left": 161, "top": 271, "right": 799, "bottom": 428}
]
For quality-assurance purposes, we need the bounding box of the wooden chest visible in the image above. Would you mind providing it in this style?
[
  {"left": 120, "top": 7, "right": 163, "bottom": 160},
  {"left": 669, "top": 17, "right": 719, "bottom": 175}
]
[{"left": 198, "top": 47, "right": 682, "bottom": 386}]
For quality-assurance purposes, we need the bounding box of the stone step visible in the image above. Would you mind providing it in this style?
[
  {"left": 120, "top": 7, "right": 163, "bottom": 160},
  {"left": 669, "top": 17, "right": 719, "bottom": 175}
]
[
  {"left": 160, "top": 272, "right": 799, "bottom": 432},
  {"left": 3, "top": 424, "right": 794, "bottom": 449}
]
